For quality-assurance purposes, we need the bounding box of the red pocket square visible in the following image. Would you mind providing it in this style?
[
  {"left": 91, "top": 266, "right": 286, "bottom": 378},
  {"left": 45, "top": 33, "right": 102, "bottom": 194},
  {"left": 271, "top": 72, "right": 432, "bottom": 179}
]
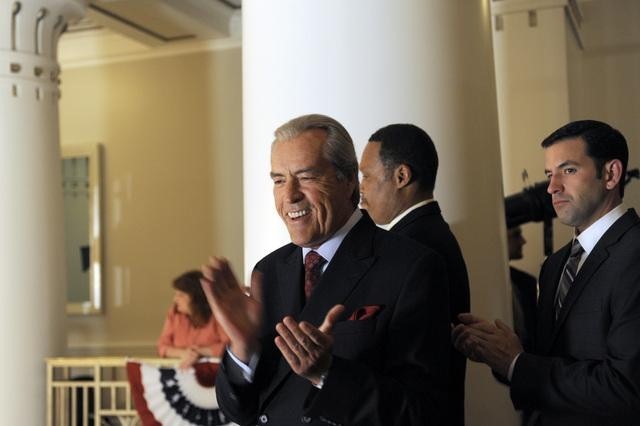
[{"left": 348, "top": 305, "right": 382, "bottom": 321}]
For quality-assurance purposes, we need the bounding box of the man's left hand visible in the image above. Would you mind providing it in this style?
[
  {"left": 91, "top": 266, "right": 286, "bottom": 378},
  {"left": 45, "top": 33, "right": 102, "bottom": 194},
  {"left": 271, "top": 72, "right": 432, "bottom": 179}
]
[
  {"left": 451, "top": 313, "right": 523, "bottom": 378},
  {"left": 275, "top": 304, "right": 344, "bottom": 386}
]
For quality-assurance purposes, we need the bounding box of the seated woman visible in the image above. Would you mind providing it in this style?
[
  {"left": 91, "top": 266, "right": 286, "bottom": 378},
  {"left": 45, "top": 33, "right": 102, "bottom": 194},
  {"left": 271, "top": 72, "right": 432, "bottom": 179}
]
[{"left": 157, "top": 270, "right": 228, "bottom": 369}]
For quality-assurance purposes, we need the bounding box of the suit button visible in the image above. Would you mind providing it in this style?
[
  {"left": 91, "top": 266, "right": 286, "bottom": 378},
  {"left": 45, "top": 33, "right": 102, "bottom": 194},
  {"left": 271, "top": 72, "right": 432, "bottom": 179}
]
[
  {"left": 301, "top": 416, "right": 311, "bottom": 423},
  {"left": 259, "top": 414, "right": 269, "bottom": 424}
]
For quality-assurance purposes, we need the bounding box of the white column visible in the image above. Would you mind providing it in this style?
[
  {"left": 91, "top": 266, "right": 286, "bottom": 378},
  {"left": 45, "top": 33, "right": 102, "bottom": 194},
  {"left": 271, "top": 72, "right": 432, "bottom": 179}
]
[
  {"left": 492, "top": 0, "right": 581, "bottom": 273},
  {"left": 0, "top": 1, "right": 85, "bottom": 424},
  {"left": 243, "top": 1, "right": 517, "bottom": 424}
]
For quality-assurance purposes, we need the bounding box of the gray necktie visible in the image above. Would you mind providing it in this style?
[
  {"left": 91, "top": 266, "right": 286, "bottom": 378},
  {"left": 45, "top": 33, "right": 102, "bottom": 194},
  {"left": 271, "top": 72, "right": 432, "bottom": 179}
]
[{"left": 554, "top": 240, "right": 584, "bottom": 320}]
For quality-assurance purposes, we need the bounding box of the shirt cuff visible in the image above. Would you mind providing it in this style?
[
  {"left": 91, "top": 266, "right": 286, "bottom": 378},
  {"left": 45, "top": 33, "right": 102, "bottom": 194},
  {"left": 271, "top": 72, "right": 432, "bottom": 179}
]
[
  {"left": 226, "top": 347, "right": 260, "bottom": 383},
  {"left": 507, "top": 352, "right": 523, "bottom": 382},
  {"left": 312, "top": 371, "right": 328, "bottom": 389}
]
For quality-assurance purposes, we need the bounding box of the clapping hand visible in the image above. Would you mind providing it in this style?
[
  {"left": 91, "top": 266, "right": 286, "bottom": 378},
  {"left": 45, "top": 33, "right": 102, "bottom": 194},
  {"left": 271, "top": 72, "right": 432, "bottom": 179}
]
[
  {"left": 451, "top": 313, "right": 523, "bottom": 378},
  {"left": 275, "top": 304, "right": 344, "bottom": 385},
  {"left": 201, "top": 257, "right": 262, "bottom": 363}
]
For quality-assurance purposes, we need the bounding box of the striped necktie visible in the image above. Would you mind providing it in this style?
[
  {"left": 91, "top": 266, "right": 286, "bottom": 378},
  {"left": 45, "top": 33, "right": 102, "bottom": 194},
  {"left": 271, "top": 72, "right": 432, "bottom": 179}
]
[{"left": 554, "top": 240, "right": 584, "bottom": 320}]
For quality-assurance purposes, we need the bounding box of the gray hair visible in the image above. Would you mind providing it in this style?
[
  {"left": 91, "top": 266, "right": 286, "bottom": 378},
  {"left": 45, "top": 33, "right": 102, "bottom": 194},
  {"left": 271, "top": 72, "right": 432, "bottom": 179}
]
[{"left": 273, "top": 114, "right": 360, "bottom": 207}]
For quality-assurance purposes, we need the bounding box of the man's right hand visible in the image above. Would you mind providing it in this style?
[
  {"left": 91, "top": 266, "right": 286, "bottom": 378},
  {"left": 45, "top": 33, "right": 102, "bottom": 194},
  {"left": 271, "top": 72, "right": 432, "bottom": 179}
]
[{"left": 201, "top": 257, "right": 262, "bottom": 363}]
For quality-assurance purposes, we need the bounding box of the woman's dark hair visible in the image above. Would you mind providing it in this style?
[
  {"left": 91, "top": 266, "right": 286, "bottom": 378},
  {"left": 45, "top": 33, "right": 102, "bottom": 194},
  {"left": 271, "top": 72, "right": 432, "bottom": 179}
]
[{"left": 172, "top": 270, "right": 212, "bottom": 327}]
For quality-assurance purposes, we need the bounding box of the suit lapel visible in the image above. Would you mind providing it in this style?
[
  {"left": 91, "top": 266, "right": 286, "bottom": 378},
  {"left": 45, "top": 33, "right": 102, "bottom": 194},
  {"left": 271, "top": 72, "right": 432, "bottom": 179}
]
[
  {"left": 544, "top": 209, "right": 639, "bottom": 352},
  {"left": 300, "top": 215, "right": 377, "bottom": 326},
  {"left": 275, "top": 248, "right": 304, "bottom": 319},
  {"left": 259, "top": 248, "right": 303, "bottom": 402},
  {"left": 548, "top": 249, "right": 608, "bottom": 345},
  {"left": 537, "top": 244, "right": 570, "bottom": 354}
]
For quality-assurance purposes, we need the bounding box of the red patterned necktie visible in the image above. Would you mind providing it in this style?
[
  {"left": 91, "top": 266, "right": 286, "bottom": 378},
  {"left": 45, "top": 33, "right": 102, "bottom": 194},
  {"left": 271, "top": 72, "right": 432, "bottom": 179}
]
[{"left": 304, "top": 251, "right": 326, "bottom": 300}]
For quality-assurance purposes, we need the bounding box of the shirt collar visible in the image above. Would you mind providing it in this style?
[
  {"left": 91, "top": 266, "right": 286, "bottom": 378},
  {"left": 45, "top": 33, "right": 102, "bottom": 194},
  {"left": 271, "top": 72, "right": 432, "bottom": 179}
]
[
  {"left": 379, "top": 199, "right": 434, "bottom": 231},
  {"left": 575, "top": 203, "right": 626, "bottom": 256},
  {"left": 302, "top": 209, "right": 362, "bottom": 268}
]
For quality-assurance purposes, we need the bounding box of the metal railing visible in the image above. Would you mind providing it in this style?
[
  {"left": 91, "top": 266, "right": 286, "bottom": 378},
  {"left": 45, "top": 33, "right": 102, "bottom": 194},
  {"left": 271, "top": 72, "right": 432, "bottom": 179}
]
[{"left": 46, "top": 356, "right": 177, "bottom": 426}]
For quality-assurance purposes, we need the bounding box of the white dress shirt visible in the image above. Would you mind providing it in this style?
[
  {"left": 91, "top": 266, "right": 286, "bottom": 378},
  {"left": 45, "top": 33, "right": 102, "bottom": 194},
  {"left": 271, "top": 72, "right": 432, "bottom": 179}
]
[{"left": 378, "top": 199, "right": 434, "bottom": 231}]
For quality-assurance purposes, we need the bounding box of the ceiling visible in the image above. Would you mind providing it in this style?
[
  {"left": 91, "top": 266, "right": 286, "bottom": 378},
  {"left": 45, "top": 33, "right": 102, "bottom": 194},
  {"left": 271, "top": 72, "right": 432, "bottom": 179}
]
[{"left": 66, "top": 0, "right": 242, "bottom": 46}]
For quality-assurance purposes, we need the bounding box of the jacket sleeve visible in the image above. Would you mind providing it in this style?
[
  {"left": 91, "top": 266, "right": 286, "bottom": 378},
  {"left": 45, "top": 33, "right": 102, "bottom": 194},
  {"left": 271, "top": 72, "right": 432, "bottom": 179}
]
[
  {"left": 215, "top": 351, "right": 261, "bottom": 426},
  {"left": 214, "top": 267, "right": 269, "bottom": 426}
]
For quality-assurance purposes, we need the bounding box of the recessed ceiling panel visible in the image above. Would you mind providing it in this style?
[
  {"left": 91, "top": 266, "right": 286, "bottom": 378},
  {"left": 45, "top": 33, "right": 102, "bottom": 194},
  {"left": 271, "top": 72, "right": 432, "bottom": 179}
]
[{"left": 91, "top": 0, "right": 195, "bottom": 41}]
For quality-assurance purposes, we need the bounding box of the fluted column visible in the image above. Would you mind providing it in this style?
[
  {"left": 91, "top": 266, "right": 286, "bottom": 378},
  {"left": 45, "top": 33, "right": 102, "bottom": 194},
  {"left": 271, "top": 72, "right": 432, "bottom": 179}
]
[
  {"left": 0, "top": 1, "right": 85, "bottom": 423},
  {"left": 243, "top": 1, "right": 517, "bottom": 424}
]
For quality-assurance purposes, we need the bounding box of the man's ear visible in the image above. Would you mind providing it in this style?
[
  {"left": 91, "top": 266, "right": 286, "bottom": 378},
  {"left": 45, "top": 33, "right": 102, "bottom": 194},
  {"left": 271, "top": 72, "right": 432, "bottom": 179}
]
[
  {"left": 604, "top": 159, "right": 623, "bottom": 191},
  {"left": 393, "top": 164, "right": 413, "bottom": 189}
]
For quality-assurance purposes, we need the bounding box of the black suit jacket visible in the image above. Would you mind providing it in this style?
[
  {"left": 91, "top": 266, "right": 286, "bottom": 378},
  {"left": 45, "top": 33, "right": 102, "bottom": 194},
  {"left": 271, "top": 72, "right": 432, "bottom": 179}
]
[
  {"left": 390, "top": 201, "right": 470, "bottom": 426},
  {"left": 510, "top": 267, "right": 537, "bottom": 352},
  {"left": 510, "top": 209, "right": 640, "bottom": 426},
  {"left": 216, "top": 212, "right": 450, "bottom": 426}
]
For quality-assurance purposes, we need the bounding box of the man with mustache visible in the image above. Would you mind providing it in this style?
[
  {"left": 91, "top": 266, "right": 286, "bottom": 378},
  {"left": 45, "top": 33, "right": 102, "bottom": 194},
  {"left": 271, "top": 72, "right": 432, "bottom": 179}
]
[
  {"left": 359, "top": 123, "right": 469, "bottom": 426},
  {"left": 202, "top": 114, "right": 450, "bottom": 425},
  {"left": 452, "top": 120, "right": 640, "bottom": 425}
]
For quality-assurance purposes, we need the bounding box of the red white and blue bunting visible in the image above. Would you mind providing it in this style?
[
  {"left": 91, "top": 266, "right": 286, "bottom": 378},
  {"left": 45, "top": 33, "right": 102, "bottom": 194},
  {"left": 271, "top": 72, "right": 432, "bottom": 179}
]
[{"left": 127, "top": 361, "right": 235, "bottom": 426}]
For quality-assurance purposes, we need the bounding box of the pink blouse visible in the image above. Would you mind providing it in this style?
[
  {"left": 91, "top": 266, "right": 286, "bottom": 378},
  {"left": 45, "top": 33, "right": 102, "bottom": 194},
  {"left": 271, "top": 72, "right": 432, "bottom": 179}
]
[{"left": 157, "top": 308, "right": 228, "bottom": 357}]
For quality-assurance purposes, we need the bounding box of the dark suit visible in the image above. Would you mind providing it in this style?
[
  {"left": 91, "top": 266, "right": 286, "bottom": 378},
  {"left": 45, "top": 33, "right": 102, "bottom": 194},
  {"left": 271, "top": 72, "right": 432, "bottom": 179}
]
[
  {"left": 216, "top": 212, "right": 450, "bottom": 426},
  {"left": 510, "top": 208, "right": 640, "bottom": 426},
  {"left": 390, "top": 201, "right": 470, "bottom": 426},
  {"left": 510, "top": 267, "right": 537, "bottom": 352},
  {"left": 509, "top": 267, "right": 538, "bottom": 426}
]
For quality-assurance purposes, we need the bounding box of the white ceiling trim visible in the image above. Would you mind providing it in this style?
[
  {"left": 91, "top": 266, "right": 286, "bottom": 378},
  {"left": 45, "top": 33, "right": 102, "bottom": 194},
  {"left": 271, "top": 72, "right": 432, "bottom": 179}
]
[{"left": 59, "top": 34, "right": 241, "bottom": 69}]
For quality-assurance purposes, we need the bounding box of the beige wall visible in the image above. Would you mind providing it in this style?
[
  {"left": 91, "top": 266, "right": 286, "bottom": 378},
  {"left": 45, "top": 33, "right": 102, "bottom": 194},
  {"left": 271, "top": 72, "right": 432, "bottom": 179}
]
[
  {"left": 495, "top": 1, "right": 640, "bottom": 278},
  {"left": 568, "top": 0, "right": 640, "bottom": 209},
  {"left": 493, "top": 5, "right": 574, "bottom": 279},
  {"left": 59, "top": 47, "right": 243, "bottom": 356}
]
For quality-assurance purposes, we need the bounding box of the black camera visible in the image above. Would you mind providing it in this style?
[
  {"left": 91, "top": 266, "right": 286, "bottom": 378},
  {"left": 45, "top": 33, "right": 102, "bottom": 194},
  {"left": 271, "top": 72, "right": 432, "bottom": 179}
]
[
  {"left": 505, "top": 181, "right": 555, "bottom": 229},
  {"left": 504, "top": 169, "right": 639, "bottom": 255}
]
